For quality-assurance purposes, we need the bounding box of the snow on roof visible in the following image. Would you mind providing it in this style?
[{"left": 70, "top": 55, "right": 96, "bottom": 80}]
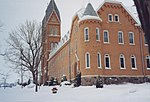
[
  {"left": 78, "top": 15, "right": 102, "bottom": 23},
  {"left": 48, "top": 32, "right": 70, "bottom": 60},
  {"left": 77, "top": 3, "right": 102, "bottom": 22},
  {"left": 97, "top": 0, "right": 141, "bottom": 26}
]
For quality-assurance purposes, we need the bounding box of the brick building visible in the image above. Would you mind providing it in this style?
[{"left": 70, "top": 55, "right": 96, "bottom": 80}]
[{"left": 41, "top": 0, "right": 150, "bottom": 85}]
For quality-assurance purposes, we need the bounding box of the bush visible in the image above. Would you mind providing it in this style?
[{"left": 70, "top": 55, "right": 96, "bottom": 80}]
[
  {"left": 61, "top": 75, "right": 67, "bottom": 82},
  {"left": 96, "top": 76, "right": 103, "bottom": 88},
  {"left": 74, "top": 71, "right": 81, "bottom": 87}
]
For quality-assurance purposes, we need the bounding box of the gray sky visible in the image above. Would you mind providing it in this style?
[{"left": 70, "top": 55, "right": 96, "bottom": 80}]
[{"left": 0, "top": 0, "right": 134, "bottom": 82}]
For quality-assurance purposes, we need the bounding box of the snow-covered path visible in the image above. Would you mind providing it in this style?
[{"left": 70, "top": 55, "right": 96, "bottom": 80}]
[{"left": 0, "top": 83, "right": 150, "bottom": 102}]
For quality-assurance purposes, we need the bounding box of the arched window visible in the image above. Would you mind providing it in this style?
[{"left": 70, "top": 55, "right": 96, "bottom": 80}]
[
  {"left": 97, "top": 52, "right": 101, "bottom": 68},
  {"left": 53, "top": 28, "right": 58, "bottom": 36},
  {"left": 50, "top": 42, "right": 54, "bottom": 50},
  {"left": 118, "top": 31, "right": 124, "bottom": 44},
  {"left": 114, "top": 14, "right": 119, "bottom": 22},
  {"left": 103, "top": 30, "right": 109, "bottom": 43},
  {"left": 84, "top": 27, "right": 89, "bottom": 41},
  {"left": 96, "top": 28, "right": 100, "bottom": 41},
  {"left": 119, "top": 54, "right": 126, "bottom": 69},
  {"left": 131, "top": 55, "right": 137, "bottom": 69},
  {"left": 108, "top": 14, "right": 113, "bottom": 22},
  {"left": 105, "top": 54, "right": 111, "bottom": 69},
  {"left": 85, "top": 52, "right": 90, "bottom": 69},
  {"left": 50, "top": 27, "right": 53, "bottom": 35},
  {"left": 146, "top": 56, "right": 150, "bottom": 70},
  {"left": 129, "top": 32, "right": 135, "bottom": 45}
]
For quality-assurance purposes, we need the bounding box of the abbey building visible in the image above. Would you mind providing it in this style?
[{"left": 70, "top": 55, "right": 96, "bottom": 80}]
[{"left": 41, "top": 0, "right": 150, "bottom": 85}]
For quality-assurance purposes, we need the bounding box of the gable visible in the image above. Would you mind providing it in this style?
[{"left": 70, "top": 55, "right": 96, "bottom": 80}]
[
  {"left": 97, "top": 2, "right": 140, "bottom": 26},
  {"left": 48, "top": 11, "right": 60, "bottom": 24}
]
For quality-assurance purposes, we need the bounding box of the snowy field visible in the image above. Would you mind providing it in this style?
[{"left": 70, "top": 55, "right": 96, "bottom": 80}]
[{"left": 0, "top": 83, "right": 150, "bottom": 102}]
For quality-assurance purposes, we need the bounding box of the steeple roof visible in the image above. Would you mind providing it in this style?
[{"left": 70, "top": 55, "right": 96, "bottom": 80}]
[
  {"left": 83, "top": 3, "right": 98, "bottom": 17},
  {"left": 45, "top": 0, "right": 60, "bottom": 22}
]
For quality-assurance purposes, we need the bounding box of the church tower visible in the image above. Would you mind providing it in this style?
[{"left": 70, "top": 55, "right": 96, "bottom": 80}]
[{"left": 41, "top": 0, "right": 61, "bottom": 84}]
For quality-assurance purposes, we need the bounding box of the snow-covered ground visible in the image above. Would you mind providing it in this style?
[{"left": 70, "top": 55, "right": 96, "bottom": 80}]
[{"left": 0, "top": 83, "right": 150, "bottom": 102}]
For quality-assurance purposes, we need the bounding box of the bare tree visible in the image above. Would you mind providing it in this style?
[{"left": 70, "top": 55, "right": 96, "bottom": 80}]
[
  {"left": 5, "top": 20, "right": 42, "bottom": 92},
  {"left": 133, "top": 0, "right": 150, "bottom": 53},
  {"left": 0, "top": 71, "right": 9, "bottom": 89},
  {"left": 0, "top": 21, "right": 3, "bottom": 32}
]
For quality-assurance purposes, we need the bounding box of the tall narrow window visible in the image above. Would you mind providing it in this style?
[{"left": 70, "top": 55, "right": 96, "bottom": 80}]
[
  {"left": 105, "top": 54, "right": 111, "bottom": 69},
  {"left": 120, "top": 54, "right": 125, "bottom": 69},
  {"left": 54, "top": 28, "right": 58, "bottom": 35},
  {"left": 96, "top": 28, "right": 100, "bottom": 41},
  {"left": 146, "top": 56, "right": 150, "bottom": 69},
  {"left": 84, "top": 27, "right": 89, "bottom": 41},
  {"left": 131, "top": 55, "right": 137, "bottom": 69},
  {"left": 50, "top": 27, "right": 53, "bottom": 35},
  {"left": 50, "top": 42, "right": 54, "bottom": 50},
  {"left": 104, "top": 30, "right": 109, "bottom": 43},
  {"left": 114, "top": 14, "right": 119, "bottom": 22},
  {"left": 118, "top": 31, "right": 124, "bottom": 44},
  {"left": 85, "top": 52, "right": 90, "bottom": 69},
  {"left": 129, "top": 32, "right": 135, "bottom": 45},
  {"left": 108, "top": 14, "right": 113, "bottom": 22},
  {"left": 97, "top": 52, "right": 101, "bottom": 68},
  {"left": 144, "top": 35, "right": 148, "bottom": 45}
]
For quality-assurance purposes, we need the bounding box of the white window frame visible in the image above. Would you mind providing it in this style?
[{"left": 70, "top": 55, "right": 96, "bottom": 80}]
[
  {"left": 84, "top": 27, "right": 89, "bottom": 42},
  {"left": 146, "top": 56, "right": 150, "bottom": 70},
  {"left": 103, "top": 30, "right": 109, "bottom": 43},
  {"left": 104, "top": 54, "right": 111, "bottom": 69},
  {"left": 108, "top": 14, "right": 113, "bottom": 22},
  {"left": 119, "top": 54, "right": 126, "bottom": 69},
  {"left": 50, "top": 42, "right": 54, "bottom": 50},
  {"left": 114, "top": 14, "right": 119, "bottom": 22},
  {"left": 85, "top": 52, "right": 90, "bottom": 69},
  {"left": 129, "top": 32, "right": 135, "bottom": 45},
  {"left": 131, "top": 55, "right": 137, "bottom": 70},
  {"left": 50, "top": 27, "right": 53, "bottom": 35},
  {"left": 96, "top": 27, "right": 100, "bottom": 41},
  {"left": 144, "top": 35, "right": 148, "bottom": 46},
  {"left": 118, "top": 31, "right": 124, "bottom": 44},
  {"left": 97, "top": 52, "right": 101, "bottom": 69}
]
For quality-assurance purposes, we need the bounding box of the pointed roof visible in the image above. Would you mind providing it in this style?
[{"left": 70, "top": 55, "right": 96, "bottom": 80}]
[
  {"left": 45, "top": 0, "right": 60, "bottom": 23},
  {"left": 97, "top": 0, "right": 140, "bottom": 25},
  {"left": 77, "top": 3, "right": 102, "bottom": 22},
  {"left": 83, "top": 3, "right": 97, "bottom": 17}
]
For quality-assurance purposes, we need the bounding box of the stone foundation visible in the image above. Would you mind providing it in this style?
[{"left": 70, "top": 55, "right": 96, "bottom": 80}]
[{"left": 81, "top": 76, "right": 150, "bottom": 86}]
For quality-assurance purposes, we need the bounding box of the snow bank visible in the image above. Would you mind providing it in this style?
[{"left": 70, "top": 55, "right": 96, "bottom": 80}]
[{"left": 0, "top": 83, "right": 150, "bottom": 102}]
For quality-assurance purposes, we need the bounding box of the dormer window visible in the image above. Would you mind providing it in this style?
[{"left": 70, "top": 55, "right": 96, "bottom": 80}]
[
  {"left": 114, "top": 14, "right": 119, "bottom": 22},
  {"left": 108, "top": 14, "right": 113, "bottom": 22}
]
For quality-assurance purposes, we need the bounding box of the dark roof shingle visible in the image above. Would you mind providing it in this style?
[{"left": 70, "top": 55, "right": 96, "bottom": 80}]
[
  {"left": 45, "top": 0, "right": 61, "bottom": 23},
  {"left": 83, "top": 3, "right": 97, "bottom": 16}
]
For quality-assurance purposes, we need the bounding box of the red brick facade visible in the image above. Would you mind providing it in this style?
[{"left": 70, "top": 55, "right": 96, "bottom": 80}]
[{"left": 41, "top": 0, "right": 150, "bottom": 84}]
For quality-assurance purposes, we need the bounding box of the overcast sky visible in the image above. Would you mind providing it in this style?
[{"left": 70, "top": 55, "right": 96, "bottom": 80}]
[{"left": 0, "top": 0, "right": 134, "bottom": 82}]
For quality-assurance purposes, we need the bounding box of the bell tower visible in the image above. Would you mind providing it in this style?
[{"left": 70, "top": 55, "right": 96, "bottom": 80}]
[{"left": 41, "top": 0, "right": 61, "bottom": 84}]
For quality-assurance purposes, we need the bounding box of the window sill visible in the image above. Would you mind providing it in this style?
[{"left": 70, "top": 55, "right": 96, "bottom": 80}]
[
  {"left": 118, "top": 43, "right": 124, "bottom": 45},
  {"left": 144, "top": 44, "right": 148, "bottom": 47},
  {"left": 120, "top": 68, "right": 126, "bottom": 70},
  {"left": 84, "top": 40, "right": 89, "bottom": 42},
  {"left": 105, "top": 67, "right": 111, "bottom": 69},
  {"left": 147, "top": 68, "right": 150, "bottom": 70},
  {"left": 98, "top": 67, "right": 102, "bottom": 69},
  {"left": 104, "top": 42, "right": 110, "bottom": 44},
  {"left": 129, "top": 44, "right": 135, "bottom": 46},
  {"left": 132, "top": 68, "right": 137, "bottom": 70},
  {"left": 85, "top": 67, "right": 90, "bottom": 69},
  {"left": 107, "top": 21, "right": 120, "bottom": 24}
]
